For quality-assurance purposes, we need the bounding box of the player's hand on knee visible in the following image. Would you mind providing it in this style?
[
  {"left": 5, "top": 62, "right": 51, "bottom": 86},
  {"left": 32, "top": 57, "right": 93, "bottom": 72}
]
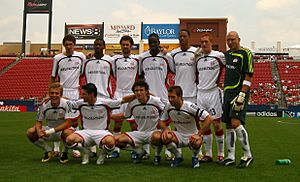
[
  {"left": 162, "top": 129, "right": 172, "bottom": 141},
  {"left": 189, "top": 134, "right": 202, "bottom": 146},
  {"left": 231, "top": 91, "right": 246, "bottom": 111}
]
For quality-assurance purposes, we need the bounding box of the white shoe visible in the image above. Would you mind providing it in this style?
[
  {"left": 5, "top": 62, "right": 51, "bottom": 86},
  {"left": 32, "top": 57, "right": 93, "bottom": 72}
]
[
  {"left": 81, "top": 153, "right": 90, "bottom": 165},
  {"left": 96, "top": 152, "right": 106, "bottom": 165}
]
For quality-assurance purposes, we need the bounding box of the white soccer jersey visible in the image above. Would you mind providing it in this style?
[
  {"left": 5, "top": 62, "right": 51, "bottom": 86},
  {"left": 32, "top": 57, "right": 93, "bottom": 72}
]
[
  {"left": 161, "top": 101, "right": 209, "bottom": 135},
  {"left": 112, "top": 54, "right": 139, "bottom": 92},
  {"left": 196, "top": 50, "right": 225, "bottom": 90},
  {"left": 171, "top": 46, "right": 197, "bottom": 97},
  {"left": 125, "top": 96, "right": 165, "bottom": 132},
  {"left": 51, "top": 51, "right": 85, "bottom": 89},
  {"left": 139, "top": 51, "right": 174, "bottom": 101},
  {"left": 83, "top": 55, "right": 113, "bottom": 98},
  {"left": 36, "top": 98, "right": 76, "bottom": 128},
  {"left": 70, "top": 98, "right": 122, "bottom": 130}
]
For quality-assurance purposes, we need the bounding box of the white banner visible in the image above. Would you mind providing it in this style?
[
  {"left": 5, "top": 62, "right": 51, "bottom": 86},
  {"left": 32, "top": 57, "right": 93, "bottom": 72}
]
[{"left": 104, "top": 24, "right": 141, "bottom": 44}]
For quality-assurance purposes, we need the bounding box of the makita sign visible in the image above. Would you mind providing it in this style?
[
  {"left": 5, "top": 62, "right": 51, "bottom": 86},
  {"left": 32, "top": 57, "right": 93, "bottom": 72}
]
[
  {"left": 65, "top": 24, "right": 103, "bottom": 40},
  {"left": 142, "top": 24, "right": 179, "bottom": 39}
]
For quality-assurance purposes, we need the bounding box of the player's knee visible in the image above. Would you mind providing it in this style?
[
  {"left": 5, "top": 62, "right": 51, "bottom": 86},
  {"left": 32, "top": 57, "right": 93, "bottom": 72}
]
[
  {"left": 231, "top": 118, "right": 241, "bottom": 129},
  {"left": 101, "top": 136, "right": 115, "bottom": 148},
  {"left": 212, "top": 119, "right": 222, "bottom": 130},
  {"left": 130, "top": 122, "right": 137, "bottom": 131},
  {"left": 162, "top": 133, "right": 173, "bottom": 144},
  {"left": 66, "top": 134, "right": 76, "bottom": 146},
  {"left": 151, "top": 131, "right": 162, "bottom": 145}
]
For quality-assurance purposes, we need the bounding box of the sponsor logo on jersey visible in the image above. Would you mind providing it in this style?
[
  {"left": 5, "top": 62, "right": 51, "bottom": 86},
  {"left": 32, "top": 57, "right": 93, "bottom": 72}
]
[
  {"left": 226, "top": 65, "right": 236, "bottom": 70},
  {"left": 61, "top": 66, "right": 80, "bottom": 71},
  {"left": 84, "top": 116, "right": 104, "bottom": 120},
  {"left": 117, "top": 66, "right": 136, "bottom": 71},
  {"left": 87, "top": 70, "right": 106, "bottom": 74},
  {"left": 145, "top": 67, "right": 163, "bottom": 71},
  {"left": 175, "top": 62, "right": 194, "bottom": 67}
]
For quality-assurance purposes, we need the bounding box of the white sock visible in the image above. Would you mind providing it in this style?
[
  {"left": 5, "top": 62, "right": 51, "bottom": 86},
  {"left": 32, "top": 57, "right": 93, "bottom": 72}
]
[
  {"left": 166, "top": 142, "right": 181, "bottom": 158},
  {"left": 226, "top": 129, "right": 236, "bottom": 160},
  {"left": 73, "top": 143, "right": 90, "bottom": 155},
  {"left": 54, "top": 141, "right": 60, "bottom": 152},
  {"left": 90, "top": 145, "right": 97, "bottom": 153},
  {"left": 203, "top": 134, "right": 213, "bottom": 157},
  {"left": 143, "top": 144, "right": 150, "bottom": 154},
  {"left": 235, "top": 125, "right": 252, "bottom": 158},
  {"left": 216, "top": 133, "right": 225, "bottom": 157},
  {"left": 34, "top": 139, "right": 52, "bottom": 152}
]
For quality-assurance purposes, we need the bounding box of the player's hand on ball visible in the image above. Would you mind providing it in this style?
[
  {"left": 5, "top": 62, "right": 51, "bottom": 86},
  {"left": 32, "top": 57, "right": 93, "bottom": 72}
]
[{"left": 231, "top": 91, "right": 246, "bottom": 111}]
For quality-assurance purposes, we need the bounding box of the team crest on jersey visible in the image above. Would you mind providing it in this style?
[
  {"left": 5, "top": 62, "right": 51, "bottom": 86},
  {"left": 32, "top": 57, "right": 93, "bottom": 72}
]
[
  {"left": 150, "top": 110, "right": 156, "bottom": 115},
  {"left": 130, "top": 62, "right": 135, "bottom": 66},
  {"left": 160, "top": 62, "right": 165, "bottom": 66},
  {"left": 233, "top": 58, "right": 238, "bottom": 63}
]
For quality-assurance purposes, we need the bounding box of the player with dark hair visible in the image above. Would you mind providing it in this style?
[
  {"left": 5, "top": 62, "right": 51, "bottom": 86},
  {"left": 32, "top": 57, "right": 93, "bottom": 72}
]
[
  {"left": 111, "top": 80, "right": 166, "bottom": 165},
  {"left": 152, "top": 85, "right": 212, "bottom": 168},
  {"left": 109, "top": 35, "right": 139, "bottom": 158},
  {"left": 221, "top": 31, "right": 254, "bottom": 168},
  {"left": 51, "top": 34, "right": 85, "bottom": 158},
  {"left": 44, "top": 83, "right": 134, "bottom": 165},
  {"left": 139, "top": 33, "right": 175, "bottom": 160}
]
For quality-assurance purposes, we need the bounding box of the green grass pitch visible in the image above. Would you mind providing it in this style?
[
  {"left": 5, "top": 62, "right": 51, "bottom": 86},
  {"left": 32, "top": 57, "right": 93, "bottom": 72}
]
[{"left": 0, "top": 112, "right": 299, "bottom": 182}]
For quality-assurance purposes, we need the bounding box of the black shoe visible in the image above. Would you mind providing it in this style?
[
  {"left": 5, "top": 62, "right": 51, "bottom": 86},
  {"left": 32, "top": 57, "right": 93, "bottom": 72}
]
[
  {"left": 171, "top": 157, "right": 184, "bottom": 167},
  {"left": 41, "top": 151, "right": 53, "bottom": 163},
  {"left": 236, "top": 157, "right": 253, "bottom": 168},
  {"left": 60, "top": 152, "right": 69, "bottom": 164},
  {"left": 153, "top": 156, "right": 161, "bottom": 166},
  {"left": 132, "top": 150, "right": 147, "bottom": 164},
  {"left": 221, "top": 158, "right": 235, "bottom": 166}
]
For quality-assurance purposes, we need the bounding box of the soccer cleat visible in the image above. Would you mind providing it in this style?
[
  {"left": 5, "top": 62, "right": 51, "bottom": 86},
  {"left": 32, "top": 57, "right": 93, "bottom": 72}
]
[
  {"left": 142, "top": 153, "right": 150, "bottom": 160},
  {"left": 108, "top": 151, "right": 120, "bottom": 159},
  {"left": 171, "top": 157, "right": 184, "bottom": 167},
  {"left": 153, "top": 156, "right": 161, "bottom": 166},
  {"left": 236, "top": 156, "right": 253, "bottom": 168},
  {"left": 165, "top": 153, "right": 174, "bottom": 161},
  {"left": 216, "top": 156, "right": 225, "bottom": 164},
  {"left": 53, "top": 151, "right": 60, "bottom": 157},
  {"left": 131, "top": 151, "right": 138, "bottom": 160},
  {"left": 132, "top": 150, "right": 147, "bottom": 164},
  {"left": 41, "top": 151, "right": 54, "bottom": 163},
  {"left": 199, "top": 155, "right": 213, "bottom": 163},
  {"left": 192, "top": 157, "right": 200, "bottom": 168},
  {"left": 60, "top": 152, "right": 69, "bottom": 164},
  {"left": 81, "top": 153, "right": 90, "bottom": 165},
  {"left": 96, "top": 153, "right": 106, "bottom": 165},
  {"left": 221, "top": 158, "right": 235, "bottom": 166},
  {"left": 90, "top": 152, "right": 97, "bottom": 158},
  {"left": 72, "top": 150, "right": 81, "bottom": 158}
]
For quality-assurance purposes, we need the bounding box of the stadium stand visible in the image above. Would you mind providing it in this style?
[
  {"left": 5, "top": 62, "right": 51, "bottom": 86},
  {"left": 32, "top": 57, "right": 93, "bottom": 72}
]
[
  {"left": 277, "top": 61, "right": 300, "bottom": 106},
  {"left": 0, "top": 57, "right": 16, "bottom": 71},
  {"left": 0, "top": 57, "right": 52, "bottom": 101}
]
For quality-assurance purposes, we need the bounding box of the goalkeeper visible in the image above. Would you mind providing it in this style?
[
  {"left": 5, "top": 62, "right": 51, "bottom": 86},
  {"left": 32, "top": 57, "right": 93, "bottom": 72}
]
[{"left": 221, "top": 31, "right": 254, "bottom": 168}]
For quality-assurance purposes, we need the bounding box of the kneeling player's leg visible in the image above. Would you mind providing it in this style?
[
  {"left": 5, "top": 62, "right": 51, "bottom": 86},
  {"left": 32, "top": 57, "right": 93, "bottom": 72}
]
[
  {"left": 66, "top": 133, "right": 91, "bottom": 164},
  {"left": 163, "top": 132, "right": 181, "bottom": 159},
  {"left": 213, "top": 119, "right": 224, "bottom": 160},
  {"left": 27, "top": 126, "right": 52, "bottom": 153},
  {"left": 151, "top": 131, "right": 163, "bottom": 156},
  {"left": 97, "top": 135, "right": 115, "bottom": 165}
]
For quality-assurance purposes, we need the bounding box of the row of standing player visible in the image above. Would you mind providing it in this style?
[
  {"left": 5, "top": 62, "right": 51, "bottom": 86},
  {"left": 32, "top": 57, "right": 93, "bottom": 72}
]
[{"left": 27, "top": 30, "right": 253, "bottom": 168}]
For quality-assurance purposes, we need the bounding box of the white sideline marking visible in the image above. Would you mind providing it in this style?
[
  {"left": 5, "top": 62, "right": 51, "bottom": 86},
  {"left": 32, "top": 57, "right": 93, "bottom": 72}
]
[{"left": 277, "top": 121, "right": 300, "bottom": 124}]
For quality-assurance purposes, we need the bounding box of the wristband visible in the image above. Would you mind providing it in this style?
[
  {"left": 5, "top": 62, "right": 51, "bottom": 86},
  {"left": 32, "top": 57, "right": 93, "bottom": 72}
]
[{"left": 242, "top": 80, "right": 251, "bottom": 87}]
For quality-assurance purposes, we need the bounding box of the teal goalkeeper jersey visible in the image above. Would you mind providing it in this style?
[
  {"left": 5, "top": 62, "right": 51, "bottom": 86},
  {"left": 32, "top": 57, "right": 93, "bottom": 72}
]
[{"left": 223, "top": 47, "right": 254, "bottom": 92}]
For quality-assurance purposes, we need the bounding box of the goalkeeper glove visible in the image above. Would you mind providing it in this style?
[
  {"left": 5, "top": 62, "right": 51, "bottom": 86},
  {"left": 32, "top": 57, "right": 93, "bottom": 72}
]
[{"left": 230, "top": 92, "right": 246, "bottom": 111}]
